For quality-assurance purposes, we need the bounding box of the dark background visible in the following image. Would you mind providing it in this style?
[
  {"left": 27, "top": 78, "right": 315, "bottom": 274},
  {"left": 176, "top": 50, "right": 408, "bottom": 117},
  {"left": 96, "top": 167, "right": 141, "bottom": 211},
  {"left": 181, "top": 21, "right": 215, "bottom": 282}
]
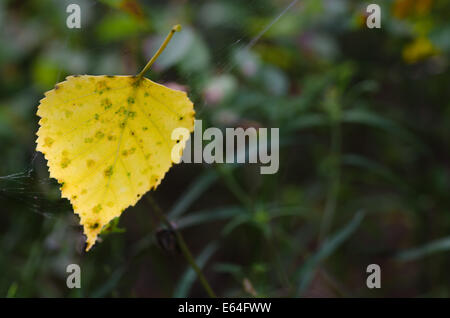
[{"left": 0, "top": 0, "right": 450, "bottom": 297}]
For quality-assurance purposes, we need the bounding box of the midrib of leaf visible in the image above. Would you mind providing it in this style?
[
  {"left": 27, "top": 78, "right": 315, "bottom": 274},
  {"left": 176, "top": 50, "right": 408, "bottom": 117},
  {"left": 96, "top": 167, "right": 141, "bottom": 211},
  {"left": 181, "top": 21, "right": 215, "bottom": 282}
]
[{"left": 99, "top": 87, "right": 139, "bottom": 206}]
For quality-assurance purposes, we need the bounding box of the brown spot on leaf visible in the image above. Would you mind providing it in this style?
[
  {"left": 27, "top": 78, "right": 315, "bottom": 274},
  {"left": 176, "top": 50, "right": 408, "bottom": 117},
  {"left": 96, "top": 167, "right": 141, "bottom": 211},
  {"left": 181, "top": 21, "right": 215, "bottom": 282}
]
[
  {"left": 101, "top": 98, "right": 112, "bottom": 110},
  {"left": 90, "top": 222, "right": 100, "bottom": 229},
  {"left": 61, "top": 157, "right": 71, "bottom": 168},
  {"left": 92, "top": 204, "right": 102, "bottom": 214},
  {"left": 43, "top": 137, "right": 54, "bottom": 147},
  {"left": 104, "top": 166, "right": 113, "bottom": 177},
  {"left": 95, "top": 131, "right": 105, "bottom": 139}
]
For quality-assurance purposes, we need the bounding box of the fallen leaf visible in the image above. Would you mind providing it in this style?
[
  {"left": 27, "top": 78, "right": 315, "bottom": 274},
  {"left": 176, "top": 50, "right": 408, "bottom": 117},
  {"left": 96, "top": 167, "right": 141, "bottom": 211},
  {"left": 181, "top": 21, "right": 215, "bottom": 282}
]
[{"left": 36, "top": 26, "right": 194, "bottom": 251}]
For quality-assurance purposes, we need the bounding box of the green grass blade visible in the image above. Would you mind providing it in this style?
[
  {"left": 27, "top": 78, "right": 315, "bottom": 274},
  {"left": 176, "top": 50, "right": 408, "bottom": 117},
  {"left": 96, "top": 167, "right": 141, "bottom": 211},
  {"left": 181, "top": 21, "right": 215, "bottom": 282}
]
[
  {"left": 173, "top": 241, "right": 219, "bottom": 297},
  {"left": 297, "top": 211, "right": 365, "bottom": 295}
]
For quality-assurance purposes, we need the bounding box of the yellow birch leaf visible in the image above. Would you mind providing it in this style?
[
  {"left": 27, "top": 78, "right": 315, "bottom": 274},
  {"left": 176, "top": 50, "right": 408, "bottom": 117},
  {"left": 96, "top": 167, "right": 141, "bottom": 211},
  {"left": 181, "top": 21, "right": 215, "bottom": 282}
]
[{"left": 35, "top": 25, "right": 194, "bottom": 251}]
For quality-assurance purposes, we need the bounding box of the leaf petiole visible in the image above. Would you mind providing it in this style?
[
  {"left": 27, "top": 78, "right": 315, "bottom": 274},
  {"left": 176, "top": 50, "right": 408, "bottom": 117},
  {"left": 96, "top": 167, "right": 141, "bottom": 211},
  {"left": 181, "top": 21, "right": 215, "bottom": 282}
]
[{"left": 136, "top": 24, "right": 182, "bottom": 80}]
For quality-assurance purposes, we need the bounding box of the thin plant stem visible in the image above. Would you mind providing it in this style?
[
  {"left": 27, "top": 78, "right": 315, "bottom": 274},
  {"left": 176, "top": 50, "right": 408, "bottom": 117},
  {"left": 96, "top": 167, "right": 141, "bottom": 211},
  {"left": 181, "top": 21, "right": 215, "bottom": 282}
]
[
  {"left": 265, "top": 232, "right": 292, "bottom": 292},
  {"left": 146, "top": 195, "right": 217, "bottom": 298},
  {"left": 136, "top": 24, "right": 181, "bottom": 80},
  {"left": 319, "top": 119, "right": 341, "bottom": 242}
]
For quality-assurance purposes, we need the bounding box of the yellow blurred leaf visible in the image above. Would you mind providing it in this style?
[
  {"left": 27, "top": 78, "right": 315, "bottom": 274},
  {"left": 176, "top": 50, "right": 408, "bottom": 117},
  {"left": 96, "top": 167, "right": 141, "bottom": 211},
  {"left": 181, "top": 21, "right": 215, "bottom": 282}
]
[
  {"left": 393, "top": 0, "right": 433, "bottom": 19},
  {"left": 403, "top": 37, "right": 438, "bottom": 63}
]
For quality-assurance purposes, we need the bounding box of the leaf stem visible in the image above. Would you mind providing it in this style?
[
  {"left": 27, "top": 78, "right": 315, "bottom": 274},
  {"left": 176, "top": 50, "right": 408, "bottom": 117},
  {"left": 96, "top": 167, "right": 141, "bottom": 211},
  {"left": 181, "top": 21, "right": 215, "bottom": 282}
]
[
  {"left": 137, "top": 24, "right": 182, "bottom": 80},
  {"left": 146, "top": 195, "right": 217, "bottom": 298},
  {"left": 319, "top": 118, "right": 341, "bottom": 243}
]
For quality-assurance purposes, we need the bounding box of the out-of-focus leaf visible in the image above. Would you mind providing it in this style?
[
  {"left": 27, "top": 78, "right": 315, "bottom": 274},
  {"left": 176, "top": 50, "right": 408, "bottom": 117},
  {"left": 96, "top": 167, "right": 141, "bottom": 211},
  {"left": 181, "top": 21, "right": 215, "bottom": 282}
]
[
  {"left": 342, "top": 154, "right": 407, "bottom": 189},
  {"left": 213, "top": 263, "right": 243, "bottom": 279},
  {"left": 285, "top": 113, "right": 327, "bottom": 131},
  {"left": 90, "top": 267, "right": 125, "bottom": 297},
  {"left": 342, "top": 109, "right": 424, "bottom": 148},
  {"left": 168, "top": 170, "right": 218, "bottom": 218},
  {"left": 199, "top": 2, "right": 245, "bottom": 28},
  {"left": 203, "top": 74, "right": 237, "bottom": 105},
  {"left": 96, "top": 12, "right": 147, "bottom": 43},
  {"left": 179, "top": 32, "right": 211, "bottom": 74},
  {"left": 6, "top": 282, "right": 18, "bottom": 298},
  {"left": 173, "top": 242, "right": 218, "bottom": 297},
  {"left": 395, "top": 236, "right": 450, "bottom": 262},
  {"left": 176, "top": 206, "right": 244, "bottom": 229},
  {"left": 297, "top": 211, "right": 365, "bottom": 294},
  {"left": 222, "top": 214, "right": 252, "bottom": 236},
  {"left": 260, "top": 66, "right": 289, "bottom": 96},
  {"left": 248, "top": 12, "right": 302, "bottom": 39},
  {"left": 32, "top": 58, "right": 61, "bottom": 90},
  {"left": 232, "top": 48, "right": 261, "bottom": 77}
]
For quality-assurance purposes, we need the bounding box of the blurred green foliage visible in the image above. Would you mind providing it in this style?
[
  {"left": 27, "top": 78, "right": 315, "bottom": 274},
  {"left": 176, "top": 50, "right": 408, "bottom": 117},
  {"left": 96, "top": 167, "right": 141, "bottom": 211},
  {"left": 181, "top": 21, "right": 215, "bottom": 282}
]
[{"left": 0, "top": 0, "right": 450, "bottom": 297}]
